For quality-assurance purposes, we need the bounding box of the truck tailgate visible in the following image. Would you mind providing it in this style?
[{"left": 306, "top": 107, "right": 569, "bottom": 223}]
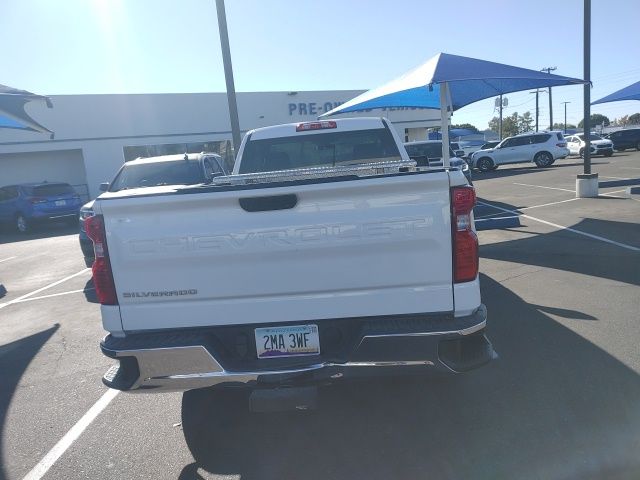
[{"left": 99, "top": 172, "right": 454, "bottom": 332}]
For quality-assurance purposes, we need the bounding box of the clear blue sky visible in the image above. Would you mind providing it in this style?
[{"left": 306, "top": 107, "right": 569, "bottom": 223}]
[{"left": 2, "top": 0, "right": 639, "bottom": 129}]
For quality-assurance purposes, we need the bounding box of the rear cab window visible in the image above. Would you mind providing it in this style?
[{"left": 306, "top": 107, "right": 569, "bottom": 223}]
[{"left": 239, "top": 128, "right": 402, "bottom": 174}]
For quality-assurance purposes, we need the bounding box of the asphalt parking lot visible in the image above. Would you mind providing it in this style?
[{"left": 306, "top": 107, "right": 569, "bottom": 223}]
[{"left": 1, "top": 152, "right": 639, "bottom": 480}]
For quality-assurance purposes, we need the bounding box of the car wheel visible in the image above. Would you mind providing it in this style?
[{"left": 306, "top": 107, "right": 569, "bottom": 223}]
[
  {"left": 579, "top": 148, "right": 585, "bottom": 158},
  {"left": 489, "top": 165, "right": 499, "bottom": 171},
  {"left": 636, "top": 141, "right": 640, "bottom": 151},
  {"left": 476, "top": 157, "right": 494, "bottom": 173},
  {"left": 16, "top": 214, "right": 30, "bottom": 234},
  {"left": 604, "top": 150, "right": 613, "bottom": 157},
  {"left": 616, "top": 148, "right": 625, "bottom": 152},
  {"left": 534, "top": 151, "right": 553, "bottom": 168}
]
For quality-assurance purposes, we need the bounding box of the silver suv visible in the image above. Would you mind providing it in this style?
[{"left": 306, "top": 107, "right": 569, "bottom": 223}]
[{"left": 469, "top": 131, "right": 569, "bottom": 172}]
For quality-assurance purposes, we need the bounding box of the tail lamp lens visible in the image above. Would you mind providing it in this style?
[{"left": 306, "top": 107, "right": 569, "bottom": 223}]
[
  {"left": 85, "top": 215, "right": 118, "bottom": 305},
  {"left": 452, "top": 186, "right": 479, "bottom": 283}
]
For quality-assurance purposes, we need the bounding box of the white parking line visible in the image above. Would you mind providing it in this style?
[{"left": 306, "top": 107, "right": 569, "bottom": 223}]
[
  {"left": 513, "top": 182, "right": 575, "bottom": 193},
  {"left": 599, "top": 175, "right": 631, "bottom": 180},
  {"left": 600, "top": 189, "right": 629, "bottom": 198},
  {"left": 0, "top": 256, "right": 17, "bottom": 263},
  {"left": 12, "top": 288, "right": 94, "bottom": 304},
  {"left": 475, "top": 215, "right": 520, "bottom": 222},
  {"left": 475, "top": 198, "right": 579, "bottom": 219},
  {"left": 520, "top": 198, "right": 579, "bottom": 210},
  {"left": 0, "top": 268, "right": 90, "bottom": 309},
  {"left": 22, "top": 389, "right": 120, "bottom": 480},
  {"left": 477, "top": 200, "right": 640, "bottom": 252}
]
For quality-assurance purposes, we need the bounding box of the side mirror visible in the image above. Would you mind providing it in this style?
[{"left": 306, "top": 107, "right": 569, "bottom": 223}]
[
  {"left": 454, "top": 150, "right": 465, "bottom": 158},
  {"left": 99, "top": 182, "right": 109, "bottom": 192}
]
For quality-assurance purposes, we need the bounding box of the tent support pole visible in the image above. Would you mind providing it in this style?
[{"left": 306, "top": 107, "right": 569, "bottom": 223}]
[{"left": 440, "top": 82, "right": 450, "bottom": 168}]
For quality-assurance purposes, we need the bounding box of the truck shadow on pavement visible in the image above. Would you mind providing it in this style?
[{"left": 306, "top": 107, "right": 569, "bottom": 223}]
[
  {"left": 0, "top": 324, "right": 59, "bottom": 480},
  {"left": 180, "top": 270, "right": 640, "bottom": 479},
  {"left": 479, "top": 214, "right": 639, "bottom": 286}
]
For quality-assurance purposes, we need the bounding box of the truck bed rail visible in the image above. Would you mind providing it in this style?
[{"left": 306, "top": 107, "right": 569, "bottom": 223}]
[{"left": 213, "top": 160, "right": 417, "bottom": 186}]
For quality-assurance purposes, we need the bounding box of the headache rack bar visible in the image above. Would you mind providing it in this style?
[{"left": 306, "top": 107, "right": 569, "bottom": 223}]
[{"left": 212, "top": 160, "right": 418, "bottom": 186}]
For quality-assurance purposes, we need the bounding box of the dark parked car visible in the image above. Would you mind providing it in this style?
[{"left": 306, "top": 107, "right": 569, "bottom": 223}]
[
  {"left": 404, "top": 140, "right": 473, "bottom": 184},
  {"left": 0, "top": 182, "right": 82, "bottom": 233},
  {"left": 80, "top": 153, "right": 228, "bottom": 263},
  {"left": 604, "top": 128, "right": 640, "bottom": 152}
]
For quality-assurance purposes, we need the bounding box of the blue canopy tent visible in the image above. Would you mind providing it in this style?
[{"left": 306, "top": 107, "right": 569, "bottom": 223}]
[
  {"left": 592, "top": 80, "right": 640, "bottom": 105},
  {"left": 0, "top": 84, "right": 54, "bottom": 138},
  {"left": 321, "top": 53, "right": 586, "bottom": 166}
]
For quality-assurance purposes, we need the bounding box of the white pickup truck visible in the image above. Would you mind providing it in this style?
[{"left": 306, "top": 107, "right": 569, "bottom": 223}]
[{"left": 88, "top": 117, "right": 492, "bottom": 404}]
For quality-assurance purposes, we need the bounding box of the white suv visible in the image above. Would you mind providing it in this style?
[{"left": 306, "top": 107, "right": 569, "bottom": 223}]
[
  {"left": 470, "top": 131, "right": 569, "bottom": 172},
  {"left": 565, "top": 133, "right": 614, "bottom": 158}
]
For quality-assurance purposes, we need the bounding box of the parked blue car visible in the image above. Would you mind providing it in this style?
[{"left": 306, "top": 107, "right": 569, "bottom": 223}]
[{"left": 0, "top": 182, "right": 82, "bottom": 233}]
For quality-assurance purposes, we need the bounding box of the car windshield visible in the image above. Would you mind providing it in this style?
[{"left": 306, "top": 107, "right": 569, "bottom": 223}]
[
  {"left": 579, "top": 134, "right": 603, "bottom": 141},
  {"left": 24, "top": 184, "right": 76, "bottom": 196},
  {"left": 109, "top": 160, "right": 204, "bottom": 191},
  {"left": 239, "top": 128, "right": 402, "bottom": 174}
]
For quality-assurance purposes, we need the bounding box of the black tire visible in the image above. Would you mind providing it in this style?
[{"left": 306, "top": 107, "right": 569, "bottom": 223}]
[
  {"left": 636, "top": 141, "right": 640, "bottom": 151},
  {"left": 181, "top": 388, "right": 250, "bottom": 463},
  {"left": 534, "top": 151, "right": 553, "bottom": 168},
  {"left": 604, "top": 150, "right": 613, "bottom": 157},
  {"left": 15, "top": 214, "right": 30, "bottom": 234},
  {"left": 616, "top": 148, "right": 625, "bottom": 152},
  {"left": 476, "top": 157, "right": 494, "bottom": 173},
  {"left": 489, "top": 165, "right": 499, "bottom": 171},
  {"left": 579, "top": 148, "right": 585, "bottom": 158}
]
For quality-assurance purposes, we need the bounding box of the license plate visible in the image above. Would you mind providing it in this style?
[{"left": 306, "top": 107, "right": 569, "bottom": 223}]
[
  {"left": 255, "top": 324, "right": 320, "bottom": 359},
  {"left": 55, "top": 200, "right": 66, "bottom": 206}
]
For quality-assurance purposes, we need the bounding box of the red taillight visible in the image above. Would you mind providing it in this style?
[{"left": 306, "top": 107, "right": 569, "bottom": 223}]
[
  {"left": 557, "top": 142, "right": 567, "bottom": 147},
  {"left": 296, "top": 121, "right": 337, "bottom": 132},
  {"left": 85, "top": 215, "right": 118, "bottom": 305},
  {"left": 451, "top": 185, "right": 478, "bottom": 283}
]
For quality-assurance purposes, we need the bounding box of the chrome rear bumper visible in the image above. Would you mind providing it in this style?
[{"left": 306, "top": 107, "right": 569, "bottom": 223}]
[{"left": 101, "top": 305, "right": 492, "bottom": 392}]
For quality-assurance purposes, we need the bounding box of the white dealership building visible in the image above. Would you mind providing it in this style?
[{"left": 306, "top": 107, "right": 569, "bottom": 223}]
[{"left": 0, "top": 90, "right": 442, "bottom": 200}]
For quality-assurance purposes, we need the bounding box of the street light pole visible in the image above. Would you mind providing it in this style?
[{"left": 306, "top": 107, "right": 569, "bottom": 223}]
[
  {"left": 215, "top": 0, "right": 242, "bottom": 154},
  {"left": 576, "top": 0, "right": 597, "bottom": 198},
  {"left": 583, "top": 0, "right": 591, "bottom": 176},
  {"left": 561, "top": 101, "right": 570, "bottom": 133}
]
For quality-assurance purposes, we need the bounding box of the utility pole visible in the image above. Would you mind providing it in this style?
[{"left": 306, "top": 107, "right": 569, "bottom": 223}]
[
  {"left": 561, "top": 101, "right": 571, "bottom": 133},
  {"left": 583, "top": 1, "right": 591, "bottom": 174},
  {"left": 498, "top": 94, "right": 503, "bottom": 140},
  {"left": 529, "top": 89, "right": 540, "bottom": 131},
  {"left": 541, "top": 66, "right": 557, "bottom": 129},
  {"left": 216, "top": 0, "right": 242, "bottom": 154},
  {"left": 576, "top": 0, "right": 597, "bottom": 198}
]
